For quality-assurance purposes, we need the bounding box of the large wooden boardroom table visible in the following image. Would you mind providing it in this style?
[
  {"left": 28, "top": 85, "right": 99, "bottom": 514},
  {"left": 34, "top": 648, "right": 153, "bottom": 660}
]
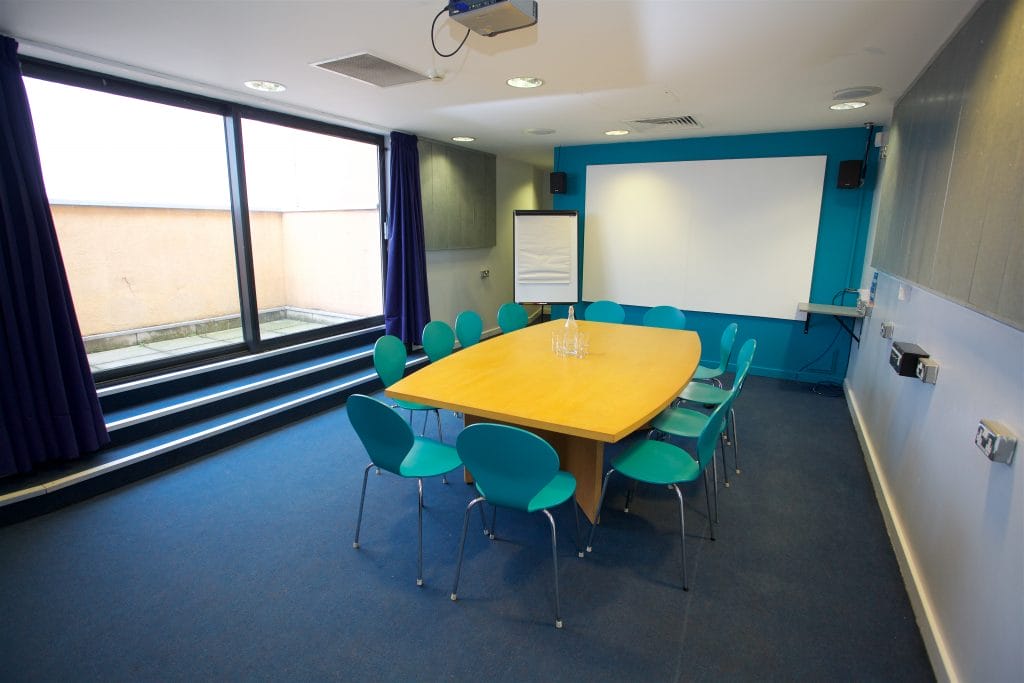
[{"left": 386, "top": 319, "right": 701, "bottom": 522}]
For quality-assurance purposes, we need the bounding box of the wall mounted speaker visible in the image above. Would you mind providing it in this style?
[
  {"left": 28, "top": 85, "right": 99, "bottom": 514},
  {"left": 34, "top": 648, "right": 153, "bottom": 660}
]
[
  {"left": 550, "top": 171, "right": 567, "bottom": 194},
  {"left": 837, "top": 160, "right": 863, "bottom": 189}
]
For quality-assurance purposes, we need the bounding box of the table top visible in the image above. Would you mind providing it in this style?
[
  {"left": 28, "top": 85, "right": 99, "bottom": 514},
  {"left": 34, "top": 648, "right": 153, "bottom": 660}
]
[
  {"left": 386, "top": 319, "right": 701, "bottom": 443},
  {"left": 798, "top": 302, "right": 866, "bottom": 318}
]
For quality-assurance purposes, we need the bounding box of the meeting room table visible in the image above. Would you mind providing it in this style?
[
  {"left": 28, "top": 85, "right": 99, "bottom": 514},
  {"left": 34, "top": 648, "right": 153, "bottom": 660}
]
[{"left": 386, "top": 319, "right": 701, "bottom": 522}]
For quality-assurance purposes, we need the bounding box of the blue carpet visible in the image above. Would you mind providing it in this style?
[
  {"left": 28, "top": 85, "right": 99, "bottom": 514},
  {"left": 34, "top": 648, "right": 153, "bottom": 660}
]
[{"left": 0, "top": 378, "right": 932, "bottom": 681}]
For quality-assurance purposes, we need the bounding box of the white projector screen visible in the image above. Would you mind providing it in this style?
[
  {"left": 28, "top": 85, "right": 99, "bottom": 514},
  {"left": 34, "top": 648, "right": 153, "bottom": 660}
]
[
  {"left": 514, "top": 210, "right": 578, "bottom": 304},
  {"left": 582, "top": 156, "right": 827, "bottom": 320}
]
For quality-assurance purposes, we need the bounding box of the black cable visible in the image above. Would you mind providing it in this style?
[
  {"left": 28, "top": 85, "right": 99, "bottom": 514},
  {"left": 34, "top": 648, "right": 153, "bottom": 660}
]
[
  {"left": 797, "top": 288, "right": 858, "bottom": 376},
  {"left": 431, "top": 4, "right": 471, "bottom": 58}
]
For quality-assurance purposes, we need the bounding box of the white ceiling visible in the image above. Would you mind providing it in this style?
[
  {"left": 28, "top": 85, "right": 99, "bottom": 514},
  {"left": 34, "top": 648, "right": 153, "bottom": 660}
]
[{"left": 0, "top": 0, "right": 978, "bottom": 168}]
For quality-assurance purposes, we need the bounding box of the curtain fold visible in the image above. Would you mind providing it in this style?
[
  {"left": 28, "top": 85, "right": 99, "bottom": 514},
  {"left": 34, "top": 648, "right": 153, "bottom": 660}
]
[
  {"left": 0, "top": 35, "right": 109, "bottom": 477},
  {"left": 383, "top": 131, "right": 431, "bottom": 346}
]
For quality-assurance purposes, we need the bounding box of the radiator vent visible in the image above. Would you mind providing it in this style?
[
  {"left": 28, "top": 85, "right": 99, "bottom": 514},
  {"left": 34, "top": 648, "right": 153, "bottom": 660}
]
[{"left": 312, "top": 53, "right": 428, "bottom": 88}]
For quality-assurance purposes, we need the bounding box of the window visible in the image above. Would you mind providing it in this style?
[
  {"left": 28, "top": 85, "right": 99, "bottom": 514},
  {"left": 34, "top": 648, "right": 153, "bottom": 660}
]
[
  {"left": 241, "top": 118, "right": 383, "bottom": 342},
  {"left": 23, "top": 68, "right": 385, "bottom": 378}
]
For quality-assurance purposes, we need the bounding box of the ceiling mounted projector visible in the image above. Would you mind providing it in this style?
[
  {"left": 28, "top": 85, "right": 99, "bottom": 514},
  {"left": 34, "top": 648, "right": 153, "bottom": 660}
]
[{"left": 449, "top": 0, "right": 538, "bottom": 37}]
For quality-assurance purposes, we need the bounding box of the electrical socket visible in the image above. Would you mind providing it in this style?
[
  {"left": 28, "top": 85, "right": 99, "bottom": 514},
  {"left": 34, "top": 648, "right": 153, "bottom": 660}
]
[
  {"left": 975, "top": 419, "right": 1017, "bottom": 465},
  {"left": 479, "top": 269, "right": 490, "bottom": 279},
  {"left": 880, "top": 321, "right": 895, "bottom": 339},
  {"left": 916, "top": 357, "right": 939, "bottom": 384}
]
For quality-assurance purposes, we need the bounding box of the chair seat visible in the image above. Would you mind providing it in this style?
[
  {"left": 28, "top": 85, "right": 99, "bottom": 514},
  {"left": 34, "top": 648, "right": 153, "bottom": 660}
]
[
  {"left": 679, "top": 381, "right": 730, "bottom": 405},
  {"left": 399, "top": 436, "right": 461, "bottom": 478},
  {"left": 692, "top": 364, "right": 723, "bottom": 380},
  {"left": 612, "top": 439, "right": 700, "bottom": 485},
  {"left": 651, "top": 406, "right": 708, "bottom": 438},
  {"left": 395, "top": 397, "right": 435, "bottom": 412},
  {"left": 526, "top": 470, "right": 576, "bottom": 513}
]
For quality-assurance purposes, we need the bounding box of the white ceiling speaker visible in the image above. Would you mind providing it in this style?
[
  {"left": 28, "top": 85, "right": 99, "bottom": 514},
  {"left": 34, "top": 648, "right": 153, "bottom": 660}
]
[{"left": 833, "top": 86, "right": 882, "bottom": 100}]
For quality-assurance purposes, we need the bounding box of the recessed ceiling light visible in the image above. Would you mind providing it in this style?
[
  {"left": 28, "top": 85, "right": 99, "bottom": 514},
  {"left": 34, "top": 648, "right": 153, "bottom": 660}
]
[
  {"left": 244, "top": 80, "right": 286, "bottom": 93},
  {"left": 604, "top": 129, "right": 630, "bottom": 136},
  {"left": 525, "top": 128, "right": 556, "bottom": 135},
  {"left": 830, "top": 101, "right": 868, "bottom": 111},
  {"left": 507, "top": 76, "right": 543, "bottom": 89},
  {"left": 452, "top": 136, "right": 476, "bottom": 142}
]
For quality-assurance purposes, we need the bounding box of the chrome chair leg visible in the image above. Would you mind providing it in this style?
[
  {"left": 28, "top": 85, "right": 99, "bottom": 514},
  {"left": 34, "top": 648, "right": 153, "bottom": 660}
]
[
  {"left": 353, "top": 462, "right": 374, "bottom": 549},
  {"left": 730, "top": 407, "right": 741, "bottom": 474},
  {"left": 720, "top": 431, "right": 731, "bottom": 488},
  {"left": 436, "top": 410, "right": 449, "bottom": 484},
  {"left": 416, "top": 478, "right": 424, "bottom": 587},
  {"left": 671, "top": 484, "right": 689, "bottom": 591},
  {"left": 711, "top": 451, "right": 720, "bottom": 516},
  {"left": 572, "top": 500, "right": 583, "bottom": 558},
  {"left": 703, "top": 468, "right": 716, "bottom": 540},
  {"left": 542, "top": 509, "right": 563, "bottom": 629},
  {"left": 451, "top": 497, "right": 484, "bottom": 602},
  {"left": 624, "top": 480, "right": 639, "bottom": 513},
  {"left": 586, "top": 469, "right": 615, "bottom": 552},
  {"left": 478, "top": 501, "right": 489, "bottom": 536}
]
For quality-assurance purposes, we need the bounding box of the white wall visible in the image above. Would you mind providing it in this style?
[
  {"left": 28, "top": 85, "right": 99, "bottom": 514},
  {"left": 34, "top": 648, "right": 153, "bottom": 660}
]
[
  {"left": 425, "top": 157, "right": 550, "bottom": 334},
  {"left": 846, "top": 270, "right": 1024, "bottom": 681}
]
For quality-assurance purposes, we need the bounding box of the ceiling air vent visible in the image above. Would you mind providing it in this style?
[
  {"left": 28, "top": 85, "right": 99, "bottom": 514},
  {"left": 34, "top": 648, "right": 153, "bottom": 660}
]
[
  {"left": 312, "top": 53, "right": 428, "bottom": 88},
  {"left": 629, "top": 115, "right": 703, "bottom": 131}
]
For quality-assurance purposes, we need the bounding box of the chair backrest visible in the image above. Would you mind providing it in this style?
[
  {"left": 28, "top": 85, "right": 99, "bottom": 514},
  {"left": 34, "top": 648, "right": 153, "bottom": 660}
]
[
  {"left": 642, "top": 305, "right": 686, "bottom": 330},
  {"left": 422, "top": 320, "right": 455, "bottom": 362},
  {"left": 696, "top": 396, "right": 734, "bottom": 471},
  {"left": 347, "top": 394, "right": 414, "bottom": 474},
  {"left": 585, "top": 300, "right": 626, "bottom": 324},
  {"left": 713, "top": 323, "right": 740, "bottom": 372},
  {"left": 456, "top": 423, "right": 560, "bottom": 511},
  {"left": 497, "top": 302, "right": 529, "bottom": 333},
  {"left": 455, "top": 310, "right": 483, "bottom": 348},
  {"left": 730, "top": 338, "right": 757, "bottom": 393},
  {"left": 373, "top": 335, "right": 407, "bottom": 388}
]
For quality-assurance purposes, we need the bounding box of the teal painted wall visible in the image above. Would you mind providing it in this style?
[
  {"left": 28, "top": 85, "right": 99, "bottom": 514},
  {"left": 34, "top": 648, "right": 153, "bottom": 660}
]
[{"left": 551, "top": 127, "right": 878, "bottom": 384}]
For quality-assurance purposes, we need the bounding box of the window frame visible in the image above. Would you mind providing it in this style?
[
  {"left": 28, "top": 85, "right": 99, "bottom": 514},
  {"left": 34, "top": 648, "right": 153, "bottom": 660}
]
[{"left": 20, "top": 57, "right": 388, "bottom": 383}]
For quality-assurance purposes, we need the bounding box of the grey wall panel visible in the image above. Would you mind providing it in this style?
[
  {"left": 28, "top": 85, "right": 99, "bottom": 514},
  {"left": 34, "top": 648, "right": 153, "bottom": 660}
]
[
  {"left": 871, "top": 0, "right": 1024, "bottom": 331},
  {"left": 417, "top": 138, "right": 496, "bottom": 251}
]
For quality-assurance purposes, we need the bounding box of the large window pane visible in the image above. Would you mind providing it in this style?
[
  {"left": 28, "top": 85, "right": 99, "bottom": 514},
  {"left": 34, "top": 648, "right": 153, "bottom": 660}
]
[
  {"left": 240, "top": 119, "right": 383, "bottom": 341},
  {"left": 25, "top": 78, "right": 241, "bottom": 373}
]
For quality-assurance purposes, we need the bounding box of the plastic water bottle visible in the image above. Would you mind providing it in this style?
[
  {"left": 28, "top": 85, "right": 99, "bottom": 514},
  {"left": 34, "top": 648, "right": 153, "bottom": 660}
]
[{"left": 564, "top": 305, "right": 579, "bottom": 356}]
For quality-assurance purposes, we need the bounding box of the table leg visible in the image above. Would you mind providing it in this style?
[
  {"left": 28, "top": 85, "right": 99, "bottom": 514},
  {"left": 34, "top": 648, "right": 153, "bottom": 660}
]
[
  {"left": 560, "top": 436, "right": 605, "bottom": 523},
  {"left": 461, "top": 413, "right": 604, "bottom": 522}
]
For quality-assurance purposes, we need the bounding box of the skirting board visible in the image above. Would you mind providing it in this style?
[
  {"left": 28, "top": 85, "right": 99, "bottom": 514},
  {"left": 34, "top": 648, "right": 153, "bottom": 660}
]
[{"left": 843, "top": 380, "right": 958, "bottom": 683}]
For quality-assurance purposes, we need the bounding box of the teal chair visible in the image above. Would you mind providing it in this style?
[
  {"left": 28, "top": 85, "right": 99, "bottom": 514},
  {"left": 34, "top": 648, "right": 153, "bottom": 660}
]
[
  {"left": 655, "top": 338, "right": 756, "bottom": 491},
  {"left": 422, "top": 320, "right": 455, "bottom": 362},
  {"left": 497, "top": 302, "right": 529, "bottom": 333},
  {"left": 677, "top": 338, "right": 757, "bottom": 478},
  {"left": 642, "top": 305, "right": 686, "bottom": 329},
  {"left": 348, "top": 394, "right": 461, "bottom": 587},
  {"left": 454, "top": 310, "right": 483, "bottom": 348},
  {"left": 450, "top": 423, "right": 582, "bottom": 629},
  {"left": 373, "top": 335, "right": 443, "bottom": 441},
  {"left": 690, "top": 322, "right": 738, "bottom": 387},
  {"left": 584, "top": 299, "right": 625, "bottom": 324},
  {"left": 587, "top": 397, "right": 733, "bottom": 591}
]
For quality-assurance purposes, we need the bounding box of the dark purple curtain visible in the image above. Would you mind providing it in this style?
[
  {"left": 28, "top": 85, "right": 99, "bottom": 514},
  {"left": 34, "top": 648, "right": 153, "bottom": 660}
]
[
  {"left": 0, "top": 35, "right": 108, "bottom": 477},
  {"left": 383, "top": 132, "right": 431, "bottom": 346}
]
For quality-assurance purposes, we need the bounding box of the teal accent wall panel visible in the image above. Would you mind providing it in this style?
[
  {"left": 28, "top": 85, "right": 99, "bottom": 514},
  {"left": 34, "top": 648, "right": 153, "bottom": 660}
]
[
  {"left": 551, "top": 128, "right": 878, "bottom": 383},
  {"left": 418, "top": 138, "right": 496, "bottom": 250}
]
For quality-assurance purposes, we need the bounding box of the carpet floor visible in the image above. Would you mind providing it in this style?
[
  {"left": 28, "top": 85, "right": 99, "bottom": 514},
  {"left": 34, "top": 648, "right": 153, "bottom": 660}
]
[{"left": 0, "top": 376, "right": 932, "bottom": 682}]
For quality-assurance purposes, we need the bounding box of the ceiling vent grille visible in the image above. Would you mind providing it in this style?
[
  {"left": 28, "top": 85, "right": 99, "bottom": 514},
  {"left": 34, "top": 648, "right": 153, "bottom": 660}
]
[
  {"left": 629, "top": 115, "right": 703, "bottom": 129},
  {"left": 312, "top": 53, "right": 428, "bottom": 88}
]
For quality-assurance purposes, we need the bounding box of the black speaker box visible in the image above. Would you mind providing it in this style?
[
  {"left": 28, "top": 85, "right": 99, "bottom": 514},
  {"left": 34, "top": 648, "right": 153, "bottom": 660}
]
[
  {"left": 837, "top": 160, "right": 863, "bottom": 189},
  {"left": 550, "top": 171, "right": 567, "bottom": 194}
]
